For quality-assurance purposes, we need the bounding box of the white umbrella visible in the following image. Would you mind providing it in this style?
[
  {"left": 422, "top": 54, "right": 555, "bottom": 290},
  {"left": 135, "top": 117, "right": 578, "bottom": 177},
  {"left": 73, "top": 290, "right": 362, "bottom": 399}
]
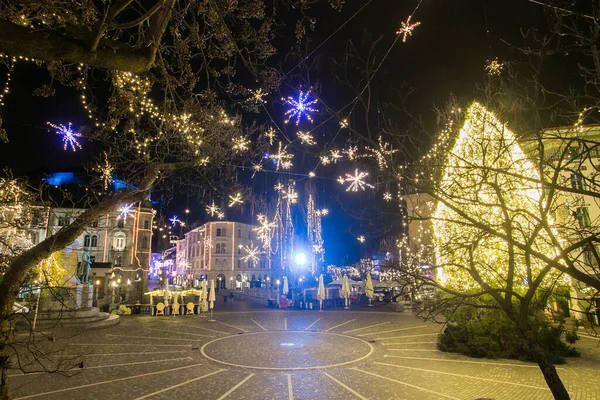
[
  {"left": 208, "top": 279, "right": 216, "bottom": 322},
  {"left": 341, "top": 275, "right": 351, "bottom": 309},
  {"left": 208, "top": 279, "right": 216, "bottom": 309},
  {"left": 164, "top": 281, "right": 170, "bottom": 308},
  {"left": 282, "top": 276, "right": 289, "bottom": 296},
  {"left": 317, "top": 274, "right": 326, "bottom": 310},
  {"left": 365, "top": 273, "right": 374, "bottom": 306}
]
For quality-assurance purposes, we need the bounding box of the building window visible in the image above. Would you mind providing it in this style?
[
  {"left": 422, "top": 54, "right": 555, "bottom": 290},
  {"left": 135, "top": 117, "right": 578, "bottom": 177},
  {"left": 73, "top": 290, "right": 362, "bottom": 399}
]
[
  {"left": 91, "top": 235, "right": 98, "bottom": 247},
  {"left": 89, "top": 256, "right": 96, "bottom": 264},
  {"left": 30, "top": 232, "right": 37, "bottom": 245},
  {"left": 237, "top": 247, "right": 241, "bottom": 254},
  {"left": 222, "top": 228, "right": 227, "bottom": 237},
  {"left": 216, "top": 228, "right": 222, "bottom": 237},
  {"left": 237, "top": 259, "right": 241, "bottom": 268},
  {"left": 215, "top": 243, "right": 221, "bottom": 254},
  {"left": 142, "top": 236, "right": 148, "bottom": 249},
  {"left": 90, "top": 220, "right": 98, "bottom": 228},
  {"left": 57, "top": 216, "right": 65, "bottom": 226},
  {"left": 571, "top": 173, "right": 585, "bottom": 190},
  {"left": 248, "top": 260, "right": 252, "bottom": 268},
  {"left": 114, "top": 233, "right": 126, "bottom": 251},
  {"left": 144, "top": 220, "right": 150, "bottom": 229},
  {"left": 248, "top": 230, "right": 251, "bottom": 239},
  {"left": 117, "top": 219, "right": 124, "bottom": 229},
  {"left": 221, "top": 244, "right": 226, "bottom": 254},
  {"left": 84, "top": 235, "right": 91, "bottom": 247},
  {"left": 65, "top": 216, "right": 71, "bottom": 225},
  {"left": 115, "top": 256, "right": 122, "bottom": 266},
  {"left": 577, "top": 207, "right": 591, "bottom": 228},
  {"left": 237, "top": 229, "right": 241, "bottom": 238}
]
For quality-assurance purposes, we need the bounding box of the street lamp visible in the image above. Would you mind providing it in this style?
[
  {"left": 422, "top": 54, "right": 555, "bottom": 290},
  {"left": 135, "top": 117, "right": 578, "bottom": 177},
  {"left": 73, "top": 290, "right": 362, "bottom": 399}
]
[
  {"left": 95, "top": 279, "right": 100, "bottom": 306},
  {"left": 276, "top": 279, "right": 280, "bottom": 292}
]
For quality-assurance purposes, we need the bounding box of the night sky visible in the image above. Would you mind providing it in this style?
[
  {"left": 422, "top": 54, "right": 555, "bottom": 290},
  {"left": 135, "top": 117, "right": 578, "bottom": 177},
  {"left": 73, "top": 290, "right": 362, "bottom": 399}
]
[{"left": 0, "top": 0, "right": 552, "bottom": 265}]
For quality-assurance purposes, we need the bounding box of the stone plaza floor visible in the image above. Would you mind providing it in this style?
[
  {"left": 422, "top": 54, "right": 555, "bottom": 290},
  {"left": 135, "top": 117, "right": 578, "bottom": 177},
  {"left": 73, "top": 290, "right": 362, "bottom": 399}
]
[{"left": 7, "top": 301, "right": 600, "bottom": 400}]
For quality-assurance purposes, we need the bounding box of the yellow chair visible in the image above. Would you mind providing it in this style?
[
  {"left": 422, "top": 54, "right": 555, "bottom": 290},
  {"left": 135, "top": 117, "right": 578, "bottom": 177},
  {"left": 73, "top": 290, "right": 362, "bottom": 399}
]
[
  {"left": 186, "top": 302, "right": 195, "bottom": 315},
  {"left": 172, "top": 303, "right": 180, "bottom": 315},
  {"left": 155, "top": 302, "right": 165, "bottom": 316}
]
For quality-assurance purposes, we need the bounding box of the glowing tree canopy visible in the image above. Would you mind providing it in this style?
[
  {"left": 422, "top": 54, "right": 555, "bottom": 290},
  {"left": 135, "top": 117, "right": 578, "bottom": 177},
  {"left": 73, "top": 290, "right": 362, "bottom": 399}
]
[{"left": 433, "top": 102, "right": 564, "bottom": 293}]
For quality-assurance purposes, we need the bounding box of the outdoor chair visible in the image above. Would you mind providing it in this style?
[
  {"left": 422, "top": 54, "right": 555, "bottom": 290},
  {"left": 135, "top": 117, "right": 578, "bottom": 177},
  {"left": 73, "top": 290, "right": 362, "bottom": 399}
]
[
  {"left": 172, "top": 302, "right": 180, "bottom": 315},
  {"left": 186, "top": 302, "right": 194, "bottom": 315},
  {"left": 155, "top": 302, "right": 165, "bottom": 316}
]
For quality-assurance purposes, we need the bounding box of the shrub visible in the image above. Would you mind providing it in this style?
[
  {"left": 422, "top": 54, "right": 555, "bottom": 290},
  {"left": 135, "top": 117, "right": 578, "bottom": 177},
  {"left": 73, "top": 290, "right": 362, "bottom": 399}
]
[
  {"left": 438, "top": 303, "right": 579, "bottom": 363},
  {"left": 115, "top": 305, "right": 132, "bottom": 315}
]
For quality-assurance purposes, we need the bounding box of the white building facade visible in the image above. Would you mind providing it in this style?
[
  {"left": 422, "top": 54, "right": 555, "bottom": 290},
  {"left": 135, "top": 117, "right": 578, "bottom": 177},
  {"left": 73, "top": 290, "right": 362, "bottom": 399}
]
[{"left": 176, "top": 221, "right": 272, "bottom": 289}]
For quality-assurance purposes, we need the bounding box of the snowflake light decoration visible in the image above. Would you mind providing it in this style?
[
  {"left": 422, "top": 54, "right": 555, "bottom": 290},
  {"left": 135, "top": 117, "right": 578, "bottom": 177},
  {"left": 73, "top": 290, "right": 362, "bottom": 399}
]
[
  {"left": 357, "top": 236, "right": 366, "bottom": 243},
  {"left": 96, "top": 152, "right": 114, "bottom": 190},
  {"left": 241, "top": 242, "right": 261, "bottom": 265},
  {"left": 367, "top": 136, "right": 397, "bottom": 168},
  {"left": 337, "top": 176, "right": 345, "bottom": 185},
  {"left": 396, "top": 15, "right": 421, "bottom": 42},
  {"left": 297, "top": 131, "right": 316, "bottom": 146},
  {"left": 341, "top": 169, "right": 374, "bottom": 192},
  {"left": 228, "top": 193, "right": 243, "bottom": 207},
  {"left": 282, "top": 89, "right": 318, "bottom": 125},
  {"left": 274, "top": 182, "right": 284, "bottom": 191},
  {"left": 264, "top": 127, "right": 277, "bottom": 145},
  {"left": 321, "top": 156, "right": 332, "bottom": 166},
  {"left": 283, "top": 188, "right": 298, "bottom": 204},
  {"left": 119, "top": 204, "right": 134, "bottom": 219},
  {"left": 251, "top": 88, "right": 267, "bottom": 104},
  {"left": 340, "top": 118, "right": 349, "bottom": 128},
  {"left": 345, "top": 146, "right": 358, "bottom": 160},
  {"left": 206, "top": 201, "right": 221, "bottom": 217},
  {"left": 254, "top": 214, "right": 276, "bottom": 251},
  {"left": 485, "top": 58, "right": 504, "bottom": 76},
  {"left": 48, "top": 122, "right": 82, "bottom": 151},
  {"left": 383, "top": 192, "right": 392, "bottom": 202},
  {"left": 270, "top": 142, "right": 294, "bottom": 170},
  {"left": 169, "top": 215, "right": 180, "bottom": 226},
  {"left": 217, "top": 211, "right": 225, "bottom": 220},
  {"left": 232, "top": 136, "right": 250, "bottom": 153},
  {"left": 251, "top": 162, "right": 263, "bottom": 178}
]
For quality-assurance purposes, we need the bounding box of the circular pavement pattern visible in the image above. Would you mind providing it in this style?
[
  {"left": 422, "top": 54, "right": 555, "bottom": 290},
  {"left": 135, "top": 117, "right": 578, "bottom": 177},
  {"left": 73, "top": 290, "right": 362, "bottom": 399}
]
[{"left": 201, "top": 331, "right": 374, "bottom": 370}]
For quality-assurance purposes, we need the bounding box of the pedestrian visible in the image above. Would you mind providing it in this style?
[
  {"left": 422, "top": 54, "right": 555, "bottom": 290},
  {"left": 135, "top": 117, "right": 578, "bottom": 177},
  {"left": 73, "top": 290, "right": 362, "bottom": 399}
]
[
  {"left": 223, "top": 294, "right": 227, "bottom": 304},
  {"left": 229, "top": 292, "right": 234, "bottom": 305}
]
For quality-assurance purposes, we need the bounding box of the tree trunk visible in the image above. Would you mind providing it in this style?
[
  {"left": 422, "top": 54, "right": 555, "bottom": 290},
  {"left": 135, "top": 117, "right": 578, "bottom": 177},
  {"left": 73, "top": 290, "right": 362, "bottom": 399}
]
[{"left": 536, "top": 353, "right": 570, "bottom": 400}]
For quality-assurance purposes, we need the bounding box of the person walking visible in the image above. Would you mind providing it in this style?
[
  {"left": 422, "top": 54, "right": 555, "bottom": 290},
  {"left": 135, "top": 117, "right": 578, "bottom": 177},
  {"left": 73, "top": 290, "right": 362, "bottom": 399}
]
[
  {"left": 229, "top": 292, "right": 234, "bottom": 305},
  {"left": 223, "top": 294, "right": 228, "bottom": 304}
]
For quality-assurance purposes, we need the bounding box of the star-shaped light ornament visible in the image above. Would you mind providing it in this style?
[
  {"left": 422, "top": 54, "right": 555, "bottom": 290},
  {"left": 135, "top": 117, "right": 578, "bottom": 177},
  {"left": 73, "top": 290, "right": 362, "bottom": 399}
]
[
  {"left": 251, "top": 88, "right": 267, "bottom": 104},
  {"left": 48, "top": 122, "right": 83, "bottom": 151},
  {"left": 232, "top": 136, "right": 250, "bottom": 153},
  {"left": 340, "top": 118, "right": 349, "bottom": 128},
  {"left": 264, "top": 127, "right": 277, "bottom": 145},
  {"left": 383, "top": 192, "right": 393, "bottom": 202},
  {"left": 96, "top": 153, "right": 114, "bottom": 190},
  {"left": 341, "top": 169, "right": 374, "bottom": 192},
  {"left": 485, "top": 58, "right": 504, "bottom": 76},
  {"left": 270, "top": 142, "right": 294, "bottom": 170},
  {"left": 254, "top": 214, "right": 276, "bottom": 251},
  {"left": 274, "top": 182, "right": 284, "bottom": 191},
  {"left": 120, "top": 204, "right": 134, "bottom": 219},
  {"left": 396, "top": 15, "right": 421, "bottom": 42},
  {"left": 283, "top": 188, "right": 298, "bottom": 204},
  {"left": 206, "top": 201, "right": 222, "bottom": 217},
  {"left": 169, "top": 215, "right": 180, "bottom": 226},
  {"left": 297, "top": 131, "right": 316, "bottom": 146},
  {"left": 283, "top": 89, "right": 318, "bottom": 125},
  {"left": 241, "top": 242, "right": 262, "bottom": 265},
  {"left": 345, "top": 146, "right": 358, "bottom": 160},
  {"left": 217, "top": 212, "right": 225, "bottom": 220},
  {"left": 228, "top": 193, "right": 243, "bottom": 207},
  {"left": 358, "top": 236, "right": 366, "bottom": 243}
]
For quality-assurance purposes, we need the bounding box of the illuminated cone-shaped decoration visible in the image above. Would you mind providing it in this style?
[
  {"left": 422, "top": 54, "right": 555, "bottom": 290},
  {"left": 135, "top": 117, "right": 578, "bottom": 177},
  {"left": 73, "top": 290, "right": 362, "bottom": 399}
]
[{"left": 433, "top": 102, "right": 564, "bottom": 293}]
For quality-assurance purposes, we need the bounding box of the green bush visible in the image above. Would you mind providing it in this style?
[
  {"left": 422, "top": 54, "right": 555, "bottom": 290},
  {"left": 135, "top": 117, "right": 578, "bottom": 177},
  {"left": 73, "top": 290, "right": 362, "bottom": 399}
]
[{"left": 438, "top": 303, "right": 579, "bottom": 363}]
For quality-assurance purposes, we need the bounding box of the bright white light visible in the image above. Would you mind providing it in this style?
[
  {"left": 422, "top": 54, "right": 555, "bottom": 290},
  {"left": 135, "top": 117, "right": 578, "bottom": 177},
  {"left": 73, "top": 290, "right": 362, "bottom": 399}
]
[{"left": 295, "top": 253, "right": 307, "bottom": 265}]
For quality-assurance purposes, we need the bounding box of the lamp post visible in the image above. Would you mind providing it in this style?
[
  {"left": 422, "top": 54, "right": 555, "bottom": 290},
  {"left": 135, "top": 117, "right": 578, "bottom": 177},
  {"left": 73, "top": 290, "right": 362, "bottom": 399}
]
[
  {"left": 95, "top": 279, "right": 100, "bottom": 307},
  {"left": 276, "top": 279, "right": 280, "bottom": 293}
]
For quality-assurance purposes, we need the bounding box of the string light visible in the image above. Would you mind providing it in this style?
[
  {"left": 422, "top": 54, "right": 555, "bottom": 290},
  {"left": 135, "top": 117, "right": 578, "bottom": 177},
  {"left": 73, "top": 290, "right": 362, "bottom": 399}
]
[
  {"left": 283, "top": 89, "right": 318, "bottom": 125},
  {"left": 47, "top": 122, "right": 82, "bottom": 151},
  {"left": 95, "top": 152, "right": 114, "bottom": 190}
]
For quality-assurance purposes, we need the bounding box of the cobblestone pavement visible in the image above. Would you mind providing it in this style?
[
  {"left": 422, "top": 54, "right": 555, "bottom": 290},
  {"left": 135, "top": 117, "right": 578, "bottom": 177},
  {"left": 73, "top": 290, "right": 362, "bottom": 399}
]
[{"left": 7, "top": 303, "right": 600, "bottom": 400}]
